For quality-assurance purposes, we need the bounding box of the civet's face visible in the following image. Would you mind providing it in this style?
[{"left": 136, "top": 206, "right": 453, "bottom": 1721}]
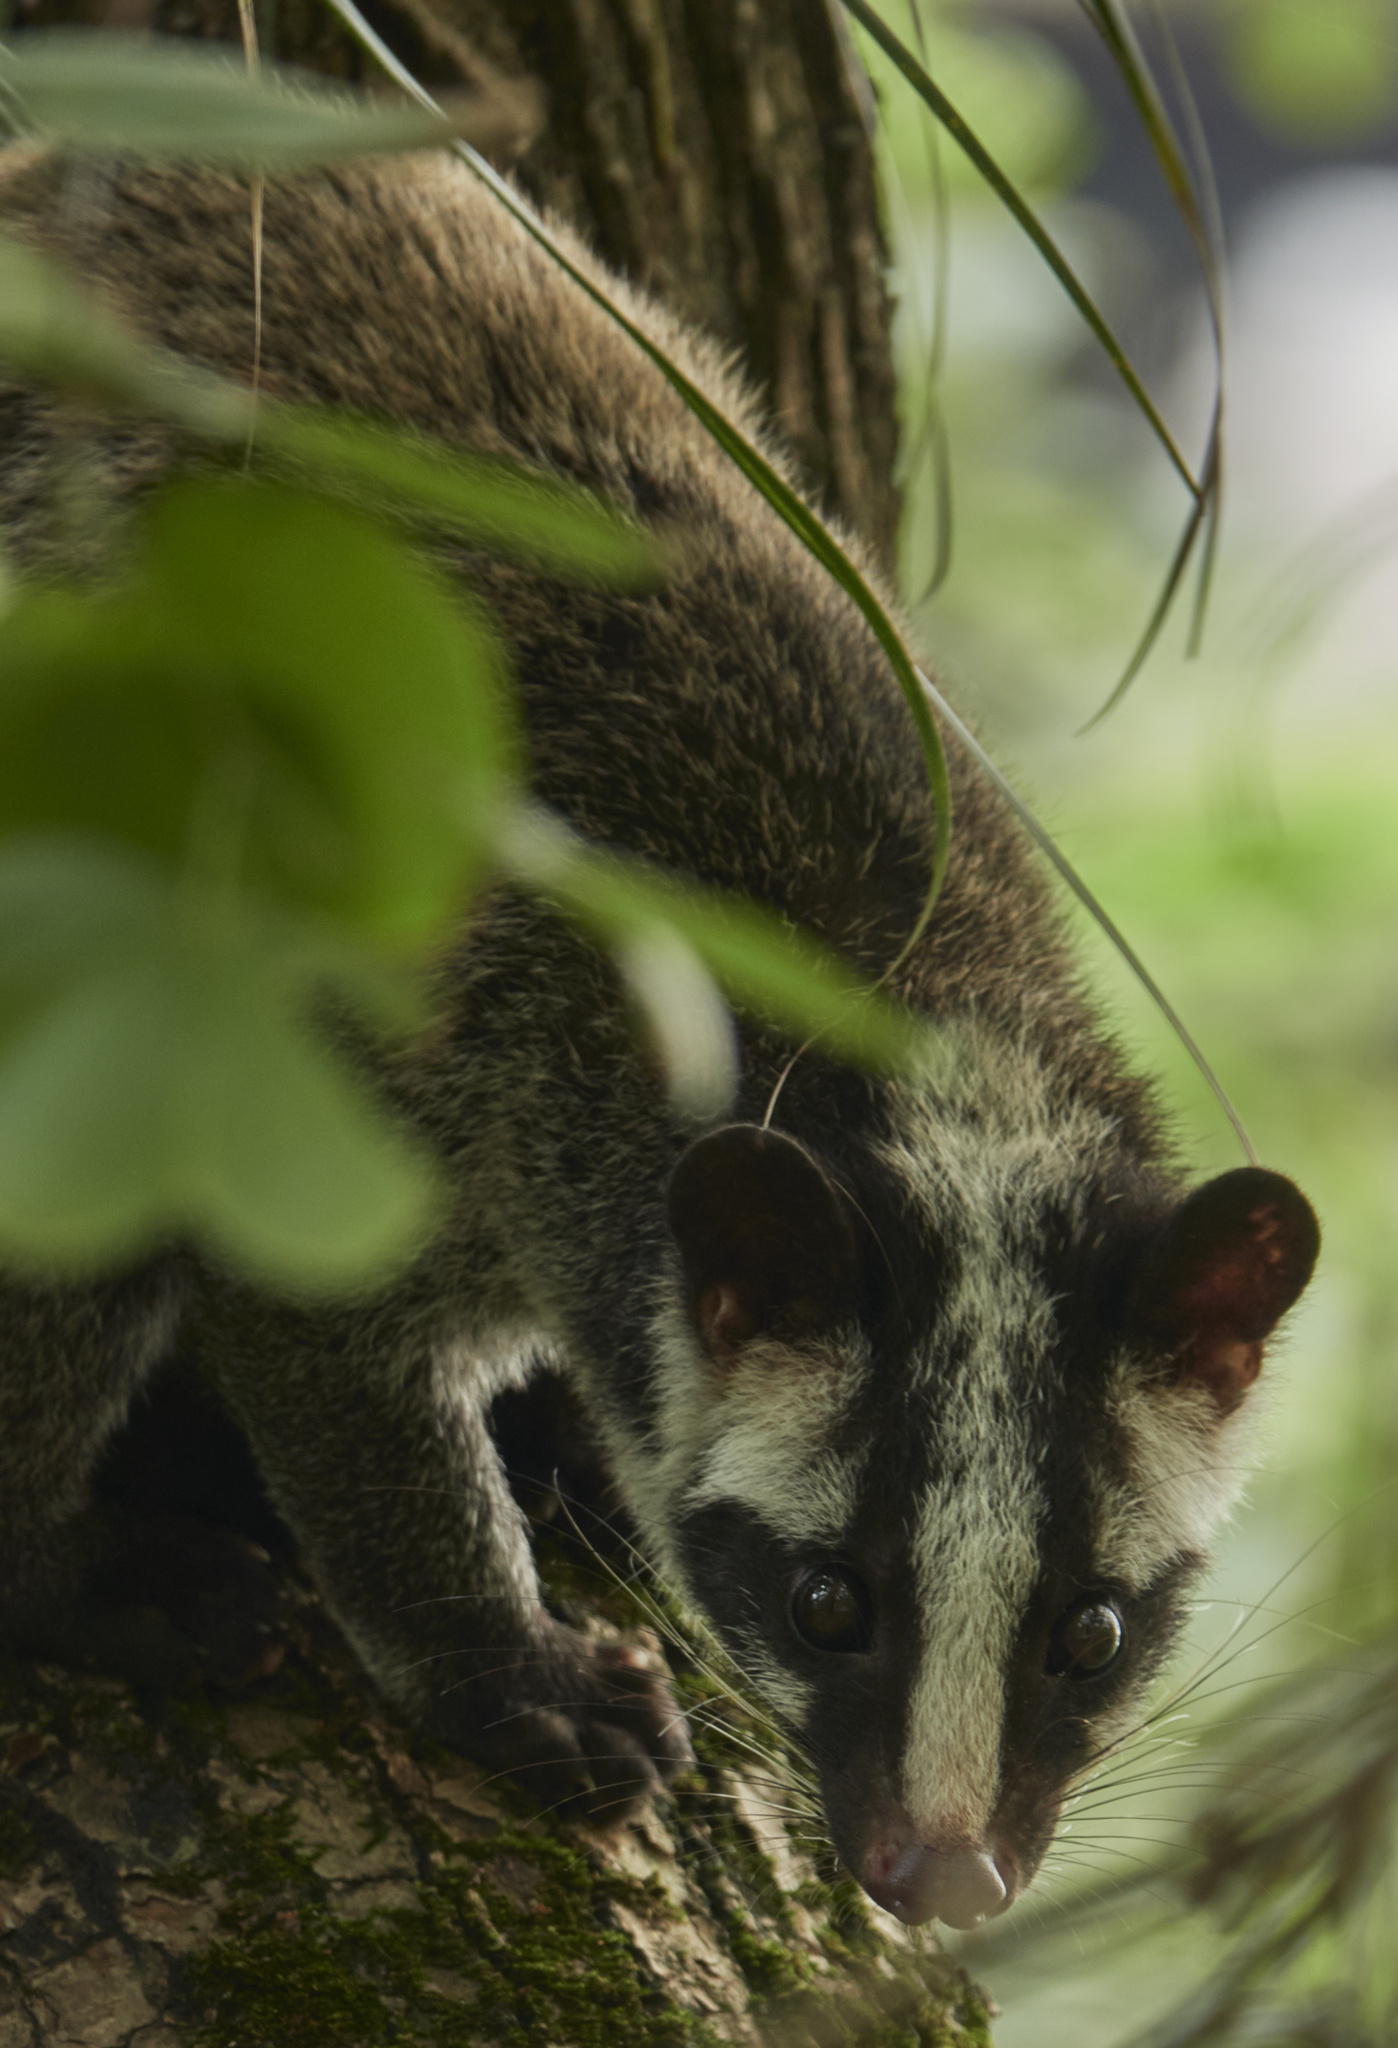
[{"left": 648, "top": 1106, "right": 1317, "bottom": 1927}]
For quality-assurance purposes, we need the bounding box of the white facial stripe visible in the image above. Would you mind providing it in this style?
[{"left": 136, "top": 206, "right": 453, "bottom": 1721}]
[
  {"left": 1095, "top": 1362, "right": 1265, "bottom": 1591},
  {"left": 902, "top": 1267, "right": 1051, "bottom": 1836},
  {"left": 879, "top": 1042, "right": 1107, "bottom": 1837}
]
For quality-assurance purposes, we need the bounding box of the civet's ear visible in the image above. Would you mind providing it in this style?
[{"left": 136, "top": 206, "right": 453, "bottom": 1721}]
[
  {"left": 666, "top": 1125, "right": 860, "bottom": 1366},
  {"left": 1126, "top": 1168, "right": 1320, "bottom": 1413}
]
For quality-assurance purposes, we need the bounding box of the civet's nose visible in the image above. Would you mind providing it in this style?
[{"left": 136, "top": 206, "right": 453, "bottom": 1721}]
[{"left": 864, "top": 1842, "right": 1008, "bottom": 1928}]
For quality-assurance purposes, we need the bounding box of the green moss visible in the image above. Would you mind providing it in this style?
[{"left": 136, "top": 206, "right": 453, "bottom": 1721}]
[
  {"left": 675, "top": 1771, "right": 804, "bottom": 1993},
  {"left": 726, "top": 1925, "right": 807, "bottom": 2000},
  {"left": 208, "top": 1801, "right": 327, "bottom": 1907},
  {"left": 185, "top": 1921, "right": 413, "bottom": 2048},
  {"left": 809, "top": 1877, "right": 885, "bottom": 1963},
  {"left": 439, "top": 1829, "right": 717, "bottom": 2048},
  {"left": 179, "top": 1789, "right": 724, "bottom": 2048}
]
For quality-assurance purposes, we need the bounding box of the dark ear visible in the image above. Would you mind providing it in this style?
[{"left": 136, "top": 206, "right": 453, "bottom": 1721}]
[
  {"left": 665, "top": 1124, "right": 860, "bottom": 1365},
  {"left": 1125, "top": 1168, "right": 1319, "bottom": 1413}
]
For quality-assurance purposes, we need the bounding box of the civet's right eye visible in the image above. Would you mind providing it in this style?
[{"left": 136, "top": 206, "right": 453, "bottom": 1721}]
[
  {"left": 1047, "top": 1597, "right": 1124, "bottom": 1679},
  {"left": 790, "top": 1566, "right": 873, "bottom": 1655}
]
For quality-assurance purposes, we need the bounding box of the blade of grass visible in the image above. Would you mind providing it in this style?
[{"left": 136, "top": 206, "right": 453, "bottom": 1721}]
[
  {"left": 840, "top": 0, "right": 1200, "bottom": 502},
  {"left": 1074, "top": 0, "right": 1228, "bottom": 706},
  {"left": 1077, "top": 427, "right": 1215, "bottom": 732},
  {"left": 1075, "top": 0, "right": 1220, "bottom": 291},
  {"left": 322, "top": 0, "right": 952, "bottom": 972},
  {"left": 855, "top": 0, "right": 1229, "bottom": 708},
  {"left": 1185, "top": 409, "right": 1222, "bottom": 659},
  {"left": 1144, "top": 0, "right": 1227, "bottom": 662},
  {"left": 914, "top": 663, "right": 1257, "bottom": 1166}
]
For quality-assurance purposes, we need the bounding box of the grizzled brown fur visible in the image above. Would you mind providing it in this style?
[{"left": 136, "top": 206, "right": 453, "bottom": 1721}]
[{"left": 0, "top": 152, "right": 1317, "bottom": 1918}]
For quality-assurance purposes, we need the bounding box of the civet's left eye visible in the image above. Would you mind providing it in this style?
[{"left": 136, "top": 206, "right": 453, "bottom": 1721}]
[
  {"left": 790, "top": 1566, "right": 873, "bottom": 1654},
  {"left": 1047, "top": 1597, "right": 1123, "bottom": 1678}
]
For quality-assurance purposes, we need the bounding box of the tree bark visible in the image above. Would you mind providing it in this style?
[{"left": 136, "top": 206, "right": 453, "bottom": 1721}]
[{"left": 0, "top": 1592, "right": 993, "bottom": 2045}]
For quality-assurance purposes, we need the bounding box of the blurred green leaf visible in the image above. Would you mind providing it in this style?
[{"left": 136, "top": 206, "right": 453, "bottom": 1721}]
[
  {"left": 0, "top": 31, "right": 497, "bottom": 165},
  {"left": 609, "top": 921, "right": 738, "bottom": 1120},
  {"left": 0, "top": 839, "right": 436, "bottom": 1285},
  {"left": 499, "top": 806, "right": 928, "bottom": 1076},
  {"left": 265, "top": 414, "right": 665, "bottom": 584},
  {"left": 141, "top": 479, "right": 519, "bottom": 939},
  {"left": 0, "top": 478, "right": 517, "bottom": 943}
]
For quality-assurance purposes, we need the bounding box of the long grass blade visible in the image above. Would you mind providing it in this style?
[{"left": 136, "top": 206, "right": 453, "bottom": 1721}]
[
  {"left": 1144, "top": 0, "right": 1227, "bottom": 661},
  {"left": 1073, "top": 0, "right": 1228, "bottom": 711},
  {"left": 916, "top": 664, "right": 1257, "bottom": 1165},
  {"left": 1185, "top": 415, "right": 1222, "bottom": 658},
  {"left": 841, "top": 0, "right": 1199, "bottom": 501},
  {"left": 1077, "top": 428, "right": 1215, "bottom": 732},
  {"left": 323, "top": 0, "right": 952, "bottom": 968}
]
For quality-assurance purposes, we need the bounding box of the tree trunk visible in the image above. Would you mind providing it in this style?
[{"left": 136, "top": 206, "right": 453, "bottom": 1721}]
[{"left": 0, "top": 4, "right": 977, "bottom": 2041}]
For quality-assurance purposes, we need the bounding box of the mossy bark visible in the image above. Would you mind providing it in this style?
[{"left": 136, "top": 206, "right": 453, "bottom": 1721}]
[{"left": 0, "top": 1596, "right": 992, "bottom": 2045}]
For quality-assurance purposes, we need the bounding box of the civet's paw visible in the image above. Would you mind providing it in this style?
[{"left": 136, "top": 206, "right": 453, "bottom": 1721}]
[{"left": 425, "top": 1622, "right": 694, "bottom": 1821}]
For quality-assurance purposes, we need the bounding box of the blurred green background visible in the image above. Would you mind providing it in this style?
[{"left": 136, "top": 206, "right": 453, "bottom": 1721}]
[{"left": 856, "top": 1, "right": 1398, "bottom": 2039}]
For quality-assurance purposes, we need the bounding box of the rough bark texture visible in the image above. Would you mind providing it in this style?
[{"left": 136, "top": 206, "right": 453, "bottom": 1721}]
[
  {"left": 0, "top": 1593, "right": 992, "bottom": 2045},
  {"left": 0, "top": 3, "right": 964, "bottom": 2040}
]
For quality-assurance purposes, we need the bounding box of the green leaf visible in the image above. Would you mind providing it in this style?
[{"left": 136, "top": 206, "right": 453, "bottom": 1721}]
[
  {"left": 0, "top": 838, "right": 437, "bottom": 1286},
  {"left": 499, "top": 806, "right": 928, "bottom": 1078},
  {"left": 172, "top": 937, "right": 436, "bottom": 1285},
  {"left": 141, "top": 478, "right": 521, "bottom": 939},
  {"left": 264, "top": 414, "right": 665, "bottom": 584},
  {"left": 0, "top": 31, "right": 497, "bottom": 166},
  {"left": 609, "top": 921, "right": 738, "bottom": 1119},
  {"left": 0, "top": 235, "right": 661, "bottom": 588},
  {"left": 0, "top": 479, "right": 517, "bottom": 943}
]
